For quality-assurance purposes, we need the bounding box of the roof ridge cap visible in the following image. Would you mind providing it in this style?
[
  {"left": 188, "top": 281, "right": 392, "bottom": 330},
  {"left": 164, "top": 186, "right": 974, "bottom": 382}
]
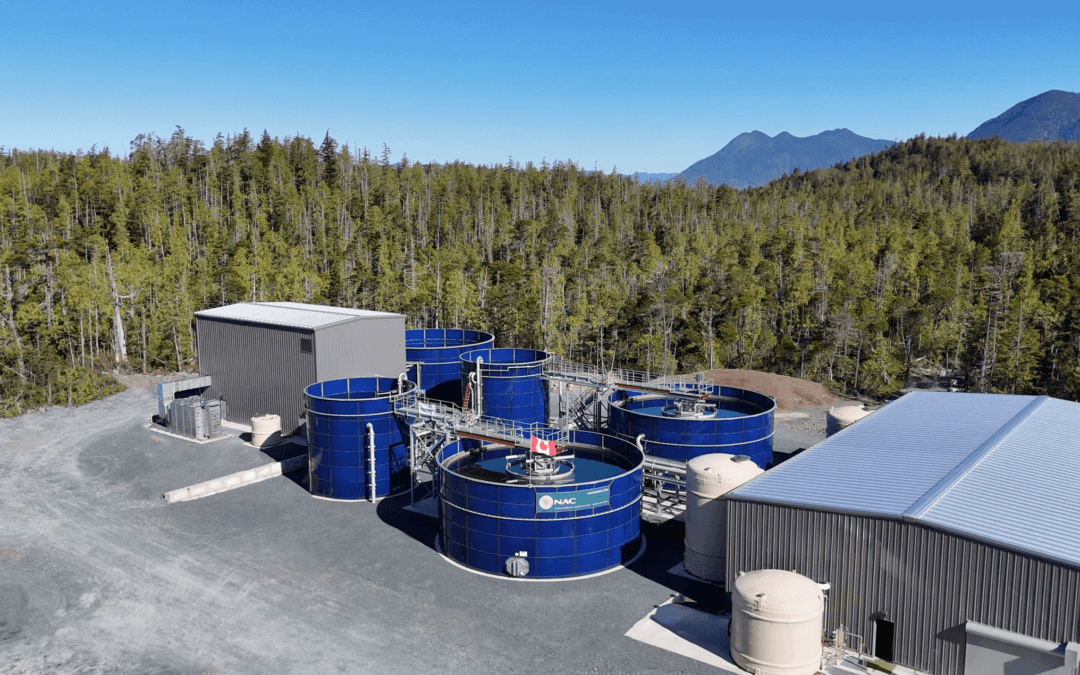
[{"left": 902, "top": 395, "right": 1049, "bottom": 521}]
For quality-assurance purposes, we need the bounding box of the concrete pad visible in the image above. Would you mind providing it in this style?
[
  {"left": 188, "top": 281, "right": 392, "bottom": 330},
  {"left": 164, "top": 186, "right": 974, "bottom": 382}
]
[{"left": 625, "top": 597, "right": 746, "bottom": 673}]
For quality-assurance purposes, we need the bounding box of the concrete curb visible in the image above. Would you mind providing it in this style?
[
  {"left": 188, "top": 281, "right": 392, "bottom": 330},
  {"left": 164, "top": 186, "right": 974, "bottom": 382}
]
[{"left": 163, "top": 456, "right": 306, "bottom": 504}]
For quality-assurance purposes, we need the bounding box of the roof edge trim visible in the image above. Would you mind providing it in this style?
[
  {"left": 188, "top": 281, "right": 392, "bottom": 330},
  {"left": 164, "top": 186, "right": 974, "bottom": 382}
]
[{"left": 902, "top": 394, "right": 1049, "bottom": 521}]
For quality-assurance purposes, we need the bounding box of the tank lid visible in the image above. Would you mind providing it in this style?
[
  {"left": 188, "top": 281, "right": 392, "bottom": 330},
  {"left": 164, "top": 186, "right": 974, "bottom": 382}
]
[
  {"left": 828, "top": 405, "right": 872, "bottom": 423},
  {"left": 732, "top": 570, "right": 823, "bottom": 617},
  {"left": 687, "top": 453, "right": 765, "bottom": 487}
]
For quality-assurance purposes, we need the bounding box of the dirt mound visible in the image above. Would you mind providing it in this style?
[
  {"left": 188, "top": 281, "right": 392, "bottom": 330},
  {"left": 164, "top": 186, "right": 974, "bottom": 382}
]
[{"left": 699, "top": 369, "right": 838, "bottom": 410}]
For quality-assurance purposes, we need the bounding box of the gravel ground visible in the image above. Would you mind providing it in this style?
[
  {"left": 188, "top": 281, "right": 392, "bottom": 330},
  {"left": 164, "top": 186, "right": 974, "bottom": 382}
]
[
  {"left": 111, "top": 372, "right": 191, "bottom": 392},
  {"left": 0, "top": 372, "right": 834, "bottom": 674},
  {"left": 0, "top": 387, "right": 734, "bottom": 675},
  {"left": 699, "top": 369, "right": 839, "bottom": 410}
]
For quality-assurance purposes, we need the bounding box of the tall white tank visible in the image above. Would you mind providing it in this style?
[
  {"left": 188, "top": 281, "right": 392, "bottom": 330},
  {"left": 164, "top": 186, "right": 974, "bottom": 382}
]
[
  {"left": 825, "top": 405, "right": 872, "bottom": 437},
  {"left": 730, "top": 570, "right": 824, "bottom": 675},
  {"left": 684, "top": 453, "right": 764, "bottom": 582}
]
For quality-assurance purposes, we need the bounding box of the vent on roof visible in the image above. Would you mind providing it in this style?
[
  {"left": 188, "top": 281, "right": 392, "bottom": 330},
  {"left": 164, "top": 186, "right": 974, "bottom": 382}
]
[{"left": 300, "top": 337, "right": 313, "bottom": 354}]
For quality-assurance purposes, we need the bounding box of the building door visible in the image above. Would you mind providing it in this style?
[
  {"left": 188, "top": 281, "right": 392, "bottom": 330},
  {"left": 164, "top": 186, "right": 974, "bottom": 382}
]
[{"left": 873, "top": 617, "right": 895, "bottom": 662}]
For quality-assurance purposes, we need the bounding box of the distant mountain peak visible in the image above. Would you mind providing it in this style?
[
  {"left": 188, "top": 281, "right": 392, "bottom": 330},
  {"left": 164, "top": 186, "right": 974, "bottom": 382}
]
[
  {"left": 968, "top": 90, "right": 1080, "bottom": 142},
  {"left": 680, "top": 129, "right": 894, "bottom": 189}
]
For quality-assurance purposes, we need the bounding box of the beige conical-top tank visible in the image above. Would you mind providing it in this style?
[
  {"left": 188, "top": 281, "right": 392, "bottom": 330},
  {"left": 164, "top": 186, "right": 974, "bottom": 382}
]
[
  {"left": 684, "top": 453, "right": 764, "bottom": 582},
  {"left": 825, "top": 405, "right": 872, "bottom": 437},
  {"left": 730, "top": 569, "right": 824, "bottom": 675},
  {"left": 251, "top": 414, "right": 281, "bottom": 447}
]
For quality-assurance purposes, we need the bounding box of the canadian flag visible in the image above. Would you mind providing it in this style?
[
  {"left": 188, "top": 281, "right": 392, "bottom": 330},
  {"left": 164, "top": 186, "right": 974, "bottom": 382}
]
[{"left": 530, "top": 434, "right": 557, "bottom": 456}]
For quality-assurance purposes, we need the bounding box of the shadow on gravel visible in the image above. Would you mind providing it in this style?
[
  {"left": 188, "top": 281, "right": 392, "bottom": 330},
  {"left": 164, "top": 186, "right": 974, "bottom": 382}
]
[
  {"left": 625, "top": 519, "right": 726, "bottom": 610},
  {"left": 375, "top": 491, "right": 440, "bottom": 552},
  {"left": 258, "top": 441, "right": 309, "bottom": 490}
]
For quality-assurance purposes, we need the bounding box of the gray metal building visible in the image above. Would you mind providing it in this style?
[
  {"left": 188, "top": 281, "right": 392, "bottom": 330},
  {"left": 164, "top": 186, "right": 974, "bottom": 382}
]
[
  {"left": 725, "top": 392, "right": 1080, "bottom": 675},
  {"left": 195, "top": 302, "right": 405, "bottom": 435}
]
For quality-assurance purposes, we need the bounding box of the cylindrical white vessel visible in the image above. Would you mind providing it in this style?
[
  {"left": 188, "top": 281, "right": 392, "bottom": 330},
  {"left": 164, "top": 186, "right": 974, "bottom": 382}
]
[
  {"left": 826, "top": 405, "right": 872, "bottom": 437},
  {"left": 730, "top": 569, "right": 824, "bottom": 675},
  {"left": 684, "top": 454, "right": 764, "bottom": 582},
  {"left": 251, "top": 413, "right": 281, "bottom": 447}
]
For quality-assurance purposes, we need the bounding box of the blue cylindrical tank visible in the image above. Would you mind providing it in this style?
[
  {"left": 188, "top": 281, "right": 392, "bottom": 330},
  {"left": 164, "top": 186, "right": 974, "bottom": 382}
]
[
  {"left": 304, "top": 377, "right": 415, "bottom": 501},
  {"left": 436, "top": 430, "right": 643, "bottom": 579},
  {"left": 406, "top": 328, "right": 494, "bottom": 405},
  {"left": 459, "top": 348, "right": 551, "bottom": 426},
  {"left": 607, "top": 385, "right": 775, "bottom": 468}
]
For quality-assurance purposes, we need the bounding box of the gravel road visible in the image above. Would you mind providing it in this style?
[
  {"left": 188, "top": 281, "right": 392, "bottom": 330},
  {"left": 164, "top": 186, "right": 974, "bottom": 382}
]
[{"left": 0, "top": 387, "right": 741, "bottom": 675}]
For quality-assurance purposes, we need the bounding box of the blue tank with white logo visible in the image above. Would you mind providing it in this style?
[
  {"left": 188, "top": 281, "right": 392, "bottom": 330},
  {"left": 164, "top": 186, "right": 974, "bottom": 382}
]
[{"left": 435, "top": 430, "right": 643, "bottom": 579}]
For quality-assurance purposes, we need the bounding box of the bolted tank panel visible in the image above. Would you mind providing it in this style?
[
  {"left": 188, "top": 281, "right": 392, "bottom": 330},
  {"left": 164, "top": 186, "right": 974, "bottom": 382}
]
[
  {"left": 730, "top": 569, "right": 824, "bottom": 675},
  {"left": 435, "top": 430, "right": 643, "bottom": 579},
  {"left": 460, "top": 348, "right": 551, "bottom": 427},
  {"left": 608, "top": 385, "right": 775, "bottom": 468},
  {"left": 305, "top": 377, "right": 415, "bottom": 501},
  {"left": 406, "top": 329, "right": 494, "bottom": 405}
]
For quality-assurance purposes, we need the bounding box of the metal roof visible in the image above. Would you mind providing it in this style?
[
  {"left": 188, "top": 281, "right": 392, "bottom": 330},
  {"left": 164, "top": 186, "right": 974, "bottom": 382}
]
[
  {"left": 257, "top": 301, "right": 403, "bottom": 319},
  {"left": 194, "top": 302, "right": 400, "bottom": 330},
  {"left": 729, "top": 391, "right": 1080, "bottom": 568}
]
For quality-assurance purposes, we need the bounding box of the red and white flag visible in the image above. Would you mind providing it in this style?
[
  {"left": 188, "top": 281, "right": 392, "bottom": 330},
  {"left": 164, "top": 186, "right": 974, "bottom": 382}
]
[{"left": 530, "top": 434, "right": 557, "bottom": 456}]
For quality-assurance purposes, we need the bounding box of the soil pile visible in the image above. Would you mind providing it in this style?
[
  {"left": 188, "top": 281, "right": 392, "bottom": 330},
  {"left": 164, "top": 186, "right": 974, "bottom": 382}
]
[{"left": 699, "top": 369, "right": 838, "bottom": 410}]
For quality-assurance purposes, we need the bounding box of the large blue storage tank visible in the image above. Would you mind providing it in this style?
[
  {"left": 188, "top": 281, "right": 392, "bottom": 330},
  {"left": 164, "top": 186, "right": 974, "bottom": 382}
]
[
  {"left": 436, "top": 430, "right": 643, "bottom": 579},
  {"left": 406, "top": 329, "right": 494, "bottom": 405},
  {"left": 607, "top": 385, "right": 775, "bottom": 468},
  {"left": 459, "top": 348, "right": 551, "bottom": 426},
  {"left": 304, "top": 377, "right": 415, "bottom": 501}
]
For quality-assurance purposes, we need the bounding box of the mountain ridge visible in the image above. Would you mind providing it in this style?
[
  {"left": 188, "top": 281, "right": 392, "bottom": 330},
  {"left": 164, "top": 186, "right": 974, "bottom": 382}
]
[
  {"left": 967, "top": 90, "right": 1080, "bottom": 142},
  {"left": 679, "top": 128, "right": 895, "bottom": 189}
]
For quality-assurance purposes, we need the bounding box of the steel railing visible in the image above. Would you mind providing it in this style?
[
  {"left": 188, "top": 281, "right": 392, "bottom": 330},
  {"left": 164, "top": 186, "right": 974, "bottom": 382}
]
[{"left": 544, "top": 356, "right": 714, "bottom": 396}]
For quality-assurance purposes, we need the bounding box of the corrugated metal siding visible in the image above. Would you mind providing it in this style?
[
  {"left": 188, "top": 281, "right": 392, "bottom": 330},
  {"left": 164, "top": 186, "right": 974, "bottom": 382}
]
[
  {"left": 313, "top": 316, "right": 405, "bottom": 380},
  {"left": 725, "top": 500, "right": 1080, "bottom": 675},
  {"left": 197, "top": 317, "right": 316, "bottom": 435}
]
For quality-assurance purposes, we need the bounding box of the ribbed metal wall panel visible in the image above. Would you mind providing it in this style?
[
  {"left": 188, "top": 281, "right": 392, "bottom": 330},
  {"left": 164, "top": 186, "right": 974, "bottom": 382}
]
[
  {"left": 725, "top": 500, "right": 1080, "bottom": 675},
  {"left": 197, "top": 317, "right": 316, "bottom": 434},
  {"left": 314, "top": 316, "right": 406, "bottom": 380}
]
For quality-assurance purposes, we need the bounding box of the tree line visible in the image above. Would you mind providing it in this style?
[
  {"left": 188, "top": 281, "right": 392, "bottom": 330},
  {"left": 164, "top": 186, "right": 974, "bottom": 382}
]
[{"left": 2, "top": 128, "right": 1079, "bottom": 415}]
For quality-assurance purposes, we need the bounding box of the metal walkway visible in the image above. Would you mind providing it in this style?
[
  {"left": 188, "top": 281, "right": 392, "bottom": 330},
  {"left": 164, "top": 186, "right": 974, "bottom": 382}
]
[
  {"left": 395, "top": 358, "right": 713, "bottom": 515},
  {"left": 394, "top": 395, "right": 571, "bottom": 504},
  {"left": 544, "top": 357, "right": 714, "bottom": 397}
]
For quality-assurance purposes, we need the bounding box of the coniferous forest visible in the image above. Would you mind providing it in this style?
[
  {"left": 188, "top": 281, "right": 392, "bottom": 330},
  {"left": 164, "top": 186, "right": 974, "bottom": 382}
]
[{"left": 2, "top": 129, "right": 1080, "bottom": 416}]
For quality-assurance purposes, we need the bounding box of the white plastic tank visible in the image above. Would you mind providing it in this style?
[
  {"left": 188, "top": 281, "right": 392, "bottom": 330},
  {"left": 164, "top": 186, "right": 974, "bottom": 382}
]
[
  {"left": 684, "top": 453, "right": 764, "bottom": 582},
  {"left": 826, "top": 405, "right": 872, "bottom": 437},
  {"left": 730, "top": 569, "right": 824, "bottom": 675},
  {"left": 251, "top": 413, "right": 281, "bottom": 447}
]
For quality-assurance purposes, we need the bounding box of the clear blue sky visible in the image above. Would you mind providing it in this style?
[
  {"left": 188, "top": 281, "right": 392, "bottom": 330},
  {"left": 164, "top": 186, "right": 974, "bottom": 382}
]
[{"left": 2, "top": 1, "right": 1078, "bottom": 173}]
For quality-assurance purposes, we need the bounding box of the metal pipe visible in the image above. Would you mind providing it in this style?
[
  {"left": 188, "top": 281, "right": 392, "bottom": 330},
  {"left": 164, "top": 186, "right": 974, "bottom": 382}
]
[
  {"left": 408, "top": 425, "right": 416, "bottom": 505},
  {"left": 366, "top": 422, "right": 376, "bottom": 503},
  {"left": 475, "top": 356, "right": 484, "bottom": 416}
]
